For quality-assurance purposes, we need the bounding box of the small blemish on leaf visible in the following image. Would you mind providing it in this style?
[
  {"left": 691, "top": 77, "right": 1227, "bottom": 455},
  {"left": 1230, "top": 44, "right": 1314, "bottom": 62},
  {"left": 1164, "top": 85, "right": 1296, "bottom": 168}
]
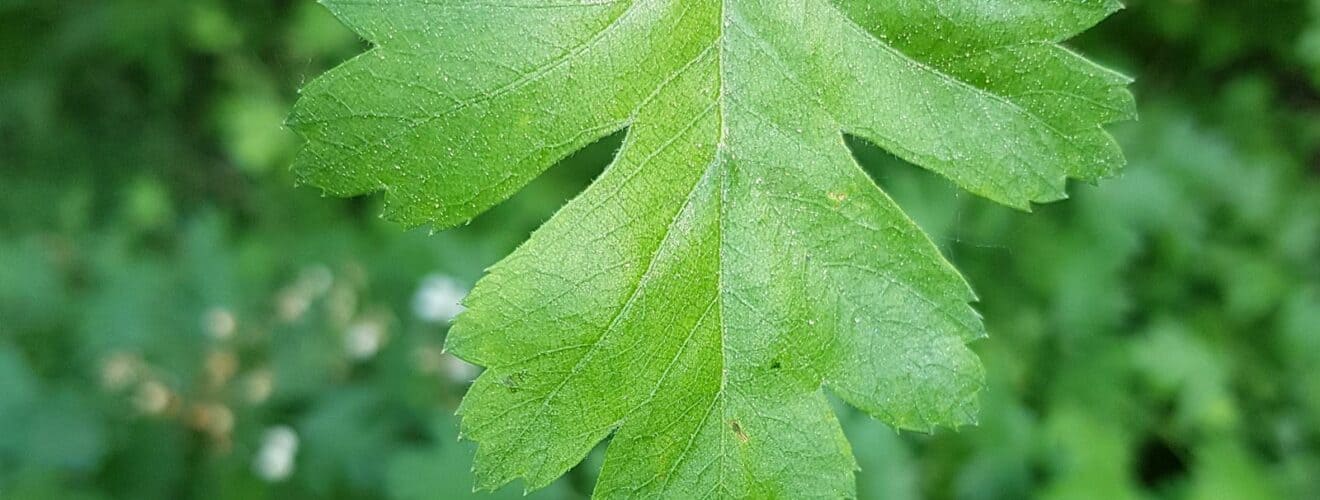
[
  {"left": 497, "top": 372, "right": 523, "bottom": 392},
  {"left": 730, "top": 420, "right": 749, "bottom": 444},
  {"left": 827, "top": 191, "right": 848, "bottom": 204}
]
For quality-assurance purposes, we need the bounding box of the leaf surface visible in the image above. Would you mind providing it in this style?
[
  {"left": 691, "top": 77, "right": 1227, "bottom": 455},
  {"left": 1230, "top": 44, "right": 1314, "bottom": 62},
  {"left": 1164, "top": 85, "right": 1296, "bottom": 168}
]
[{"left": 288, "top": 1, "right": 1133, "bottom": 496}]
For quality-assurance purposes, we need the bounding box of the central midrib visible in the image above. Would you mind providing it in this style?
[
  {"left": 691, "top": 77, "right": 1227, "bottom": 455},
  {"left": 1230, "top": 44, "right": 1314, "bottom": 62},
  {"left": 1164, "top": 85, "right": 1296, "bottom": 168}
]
[{"left": 713, "top": 0, "right": 732, "bottom": 492}]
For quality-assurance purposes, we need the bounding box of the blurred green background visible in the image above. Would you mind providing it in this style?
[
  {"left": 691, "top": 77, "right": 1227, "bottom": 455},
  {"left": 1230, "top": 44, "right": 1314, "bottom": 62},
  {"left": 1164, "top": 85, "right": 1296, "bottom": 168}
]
[{"left": 2, "top": 1, "right": 1319, "bottom": 499}]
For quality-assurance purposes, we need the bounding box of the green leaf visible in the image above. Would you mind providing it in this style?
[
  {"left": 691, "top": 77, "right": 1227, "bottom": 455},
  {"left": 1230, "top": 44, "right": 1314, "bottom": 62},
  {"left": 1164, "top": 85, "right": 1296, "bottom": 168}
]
[{"left": 288, "top": 1, "right": 1133, "bottom": 496}]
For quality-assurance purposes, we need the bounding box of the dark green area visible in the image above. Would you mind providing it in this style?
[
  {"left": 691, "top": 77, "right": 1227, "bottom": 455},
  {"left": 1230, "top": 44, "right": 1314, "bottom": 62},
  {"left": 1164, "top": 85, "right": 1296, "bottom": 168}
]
[{"left": 1, "top": 1, "right": 1317, "bottom": 498}]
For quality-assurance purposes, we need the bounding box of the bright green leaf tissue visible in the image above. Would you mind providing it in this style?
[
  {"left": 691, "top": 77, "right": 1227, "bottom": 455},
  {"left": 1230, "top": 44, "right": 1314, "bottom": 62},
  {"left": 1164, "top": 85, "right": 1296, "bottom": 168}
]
[{"left": 288, "top": 1, "right": 1133, "bottom": 497}]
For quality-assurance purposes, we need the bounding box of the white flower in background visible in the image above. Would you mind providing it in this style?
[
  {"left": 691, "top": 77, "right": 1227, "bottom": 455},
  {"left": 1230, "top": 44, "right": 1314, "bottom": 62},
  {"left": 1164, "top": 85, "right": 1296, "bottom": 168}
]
[
  {"left": 204, "top": 349, "right": 239, "bottom": 389},
  {"left": 276, "top": 290, "right": 310, "bottom": 322},
  {"left": 203, "top": 307, "right": 236, "bottom": 340},
  {"left": 442, "top": 353, "right": 480, "bottom": 383},
  {"left": 298, "top": 265, "right": 334, "bottom": 296},
  {"left": 190, "top": 403, "right": 234, "bottom": 440},
  {"left": 412, "top": 344, "right": 445, "bottom": 374},
  {"left": 243, "top": 368, "right": 274, "bottom": 405},
  {"left": 412, "top": 346, "right": 479, "bottom": 382},
  {"left": 254, "top": 426, "right": 299, "bottom": 482},
  {"left": 276, "top": 265, "right": 335, "bottom": 323},
  {"left": 344, "top": 320, "right": 385, "bottom": 360},
  {"left": 412, "top": 274, "right": 467, "bottom": 323},
  {"left": 134, "top": 380, "right": 172, "bottom": 415},
  {"left": 99, "top": 352, "right": 141, "bottom": 391}
]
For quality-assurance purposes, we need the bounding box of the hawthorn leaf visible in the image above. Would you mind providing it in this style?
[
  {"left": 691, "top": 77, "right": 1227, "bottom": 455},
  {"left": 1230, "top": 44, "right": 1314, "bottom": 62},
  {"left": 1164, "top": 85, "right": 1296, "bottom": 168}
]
[{"left": 288, "top": 0, "right": 1134, "bottom": 497}]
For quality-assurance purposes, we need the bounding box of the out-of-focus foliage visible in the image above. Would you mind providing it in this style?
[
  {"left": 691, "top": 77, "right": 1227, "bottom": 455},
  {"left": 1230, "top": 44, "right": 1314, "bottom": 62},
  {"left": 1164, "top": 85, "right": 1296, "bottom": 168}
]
[{"left": 0, "top": 1, "right": 1316, "bottom": 499}]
